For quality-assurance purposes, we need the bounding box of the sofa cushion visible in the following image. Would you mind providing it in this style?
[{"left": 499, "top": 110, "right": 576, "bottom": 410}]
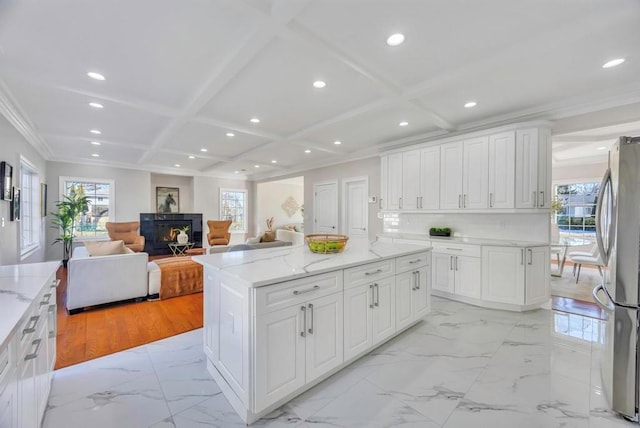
[{"left": 84, "top": 240, "right": 128, "bottom": 256}]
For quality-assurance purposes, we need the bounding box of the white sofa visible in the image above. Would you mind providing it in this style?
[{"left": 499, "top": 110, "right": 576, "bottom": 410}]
[
  {"left": 275, "top": 229, "right": 305, "bottom": 246},
  {"left": 67, "top": 246, "right": 149, "bottom": 313}
]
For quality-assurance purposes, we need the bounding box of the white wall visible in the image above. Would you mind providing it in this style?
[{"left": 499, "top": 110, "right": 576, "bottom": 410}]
[
  {"left": 0, "top": 115, "right": 48, "bottom": 266},
  {"left": 256, "top": 177, "right": 304, "bottom": 233},
  {"left": 553, "top": 162, "right": 607, "bottom": 183},
  {"left": 45, "top": 162, "right": 151, "bottom": 261},
  {"left": 150, "top": 173, "right": 194, "bottom": 213},
  {"left": 193, "top": 176, "right": 251, "bottom": 244}
]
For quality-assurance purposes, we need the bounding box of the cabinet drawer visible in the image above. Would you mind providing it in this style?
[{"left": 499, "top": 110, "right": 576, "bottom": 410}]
[
  {"left": 396, "top": 252, "right": 429, "bottom": 274},
  {"left": 0, "top": 339, "right": 12, "bottom": 387},
  {"left": 18, "top": 307, "right": 43, "bottom": 357},
  {"left": 431, "top": 242, "right": 481, "bottom": 257},
  {"left": 255, "top": 271, "right": 343, "bottom": 315},
  {"left": 343, "top": 259, "right": 395, "bottom": 290}
]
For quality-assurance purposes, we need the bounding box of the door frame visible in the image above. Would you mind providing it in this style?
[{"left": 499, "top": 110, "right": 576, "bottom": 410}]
[
  {"left": 313, "top": 179, "right": 339, "bottom": 233},
  {"left": 341, "top": 176, "right": 369, "bottom": 237}
]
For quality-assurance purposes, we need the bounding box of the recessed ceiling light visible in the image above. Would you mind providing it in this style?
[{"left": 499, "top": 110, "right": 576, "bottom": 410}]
[
  {"left": 200, "top": 148, "right": 208, "bottom": 152},
  {"left": 234, "top": 170, "right": 239, "bottom": 174},
  {"left": 174, "top": 164, "right": 181, "bottom": 167},
  {"left": 88, "top": 102, "right": 104, "bottom": 109},
  {"left": 313, "top": 80, "right": 327, "bottom": 89},
  {"left": 87, "top": 72, "right": 105, "bottom": 81},
  {"left": 304, "top": 149, "right": 311, "bottom": 153},
  {"left": 386, "top": 33, "right": 405, "bottom": 47},
  {"left": 226, "top": 132, "right": 235, "bottom": 137},
  {"left": 254, "top": 164, "right": 260, "bottom": 168},
  {"left": 464, "top": 101, "right": 477, "bottom": 108},
  {"left": 334, "top": 140, "right": 342, "bottom": 145},
  {"left": 250, "top": 118, "right": 260, "bottom": 124},
  {"left": 602, "top": 58, "right": 625, "bottom": 68},
  {"left": 89, "top": 129, "right": 101, "bottom": 134},
  {"left": 188, "top": 155, "right": 195, "bottom": 159},
  {"left": 91, "top": 154, "right": 99, "bottom": 157},
  {"left": 90, "top": 141, "right": 101, "bottom": 146},
  {"left": 271, "top": 160, "right": 277, "bottom": 163},
  {"left": 597, "top": 146, "right": 607, "bottom": 150},
  {"left": 398, "top": 121, "right": 408, "bottom": 127}
]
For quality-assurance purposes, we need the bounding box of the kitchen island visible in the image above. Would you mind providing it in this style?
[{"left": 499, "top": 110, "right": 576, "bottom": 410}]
[{"left": 193, "top": 240, "right": 432, "bottom": 424}]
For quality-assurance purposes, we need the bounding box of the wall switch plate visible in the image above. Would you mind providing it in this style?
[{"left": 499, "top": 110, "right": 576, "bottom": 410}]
[{"left": 368, "top": 196, "right": 377, "bottom": 203}]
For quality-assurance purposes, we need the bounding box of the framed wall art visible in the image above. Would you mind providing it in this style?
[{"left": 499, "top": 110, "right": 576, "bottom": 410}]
[
  {"left": 0, "top": 161, "right": 13, "bottom": 201},
  {"left": 156, "top": 186, "right": 180, "bottom": 213},
  {"left": 41, "top": 183, "right": 48, "bottom": 217},
  {"left": 10, "top": 187, "right": 20, "bottom": 221}
]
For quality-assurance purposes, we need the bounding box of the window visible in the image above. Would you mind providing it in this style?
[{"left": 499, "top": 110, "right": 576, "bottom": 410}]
[
  {"left": 554, "top": 181, "right": 600, "bottom": 238},
  {"left": 20, "top": 158, "right": 41, "bottom": 256},
  {"left": 60, "top": 177, "right": 114, "bottom": 239},
  {"left": 220, "top": 188, "right": 247, "bottom": 232}
]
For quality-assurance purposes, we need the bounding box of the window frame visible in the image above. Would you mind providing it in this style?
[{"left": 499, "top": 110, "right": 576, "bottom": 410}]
[
  {"left": 219, "top": 188, "right": 248, "bottom": 233},
  {"left": 59, "top": 176, "right": 116, "bottom": 241},
  {"left": 19, "top": 156, "right": 41, "bottom": 259},
  {"left": 553, "top": 177, "right": 602, "bottom": 239}
]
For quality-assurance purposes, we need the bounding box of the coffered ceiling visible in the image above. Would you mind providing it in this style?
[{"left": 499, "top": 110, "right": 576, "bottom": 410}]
[{"left": 0, "top": 0, "right": 639, "bottom": 179}]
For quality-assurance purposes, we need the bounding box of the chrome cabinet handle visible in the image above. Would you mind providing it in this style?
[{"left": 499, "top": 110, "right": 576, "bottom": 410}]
[
  {"left": 458, "top": 194, "right": 462, "bottom": 208},
  {"left": 40, "top": 293, "right": 52, "bottom": 306},
  {"left": 365, "top": 268, "right": 383, "bottom": 276},
  {"left": 48, "top": 304, "right": 57, "bottom": 339},
  {"left": 412, "top": 271, "right": 417, "bottom": 291},
  {"left": 293, "top": 285, "right": 320, "bottom": 295},
  {"left": 409, "top": 259, "right": 422, "bottom": 264},
  {"left": 532, "top": 191, "right": 537, "bottom": 208},
  {"left": 455, "top": 256, "right": 458, "bottom": 271},
  {"left": 24, "top": 339, "right": 42, "bottom": 361},
  {"left": 379, "top": 197, "right": 383, "bottom": 210},
  {"left": 416, "top": 196, "right": 420, "bottom": 208},
  {"left": 308, "top": 304, "right": 314, "bottom": 334},
  {"left": 528, "top": 248, "right": 533, "bottom": 265},
  {"left": 520, "top": 249, "right": 524, "bottom": 265},
  {"left": 374, "top": 283, "right": 379, "bottom": 307},
  {"left": 399, "top": 197, "right": 403, "bottom": 209},
  {"left": 489, "top": 193, "right": 494, "bottom": 208},
  {"left": 450, "top": 256, "right": 454, "bottom": 271},
  {"left": 300, "top": 306, "right": 306, "bottom": 337},
  {"left": 23, "top": 315, "right": 40, "bottom": 336},
  {"left": 369, "top": 284, "right": 375, "bottom": 308},
  {"left": 414, "top": 271, "right": 421, "bottom": 290},
  {"left": 463, "top": 194, "right": 467, "bottom": 208},
  {"left": 539, "top": 191, "right": 545, "bottom": 207}
]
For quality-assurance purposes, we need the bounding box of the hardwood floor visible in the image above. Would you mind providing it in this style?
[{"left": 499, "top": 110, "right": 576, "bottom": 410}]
[{"left": 54, "top": 266, "right": 203, "bottom": 369}]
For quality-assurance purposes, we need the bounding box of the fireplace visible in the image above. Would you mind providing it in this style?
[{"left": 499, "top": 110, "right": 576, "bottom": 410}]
[{"left": 140, "top": 213, "right": 203, "bottom": 255}]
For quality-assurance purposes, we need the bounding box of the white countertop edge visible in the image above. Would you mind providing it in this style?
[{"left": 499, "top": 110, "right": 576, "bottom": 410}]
[
  {"left": 193, "top": 244, "right": 432, "bottom": 288},
  {"left": 379, "top": 233, "right": 548, "bottom": 247}
]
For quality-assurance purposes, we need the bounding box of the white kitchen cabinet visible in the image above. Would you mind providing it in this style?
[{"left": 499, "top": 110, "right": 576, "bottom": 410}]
[
  {"left": 396, "top": 267, "right": 430, "bottom": 331},
  {"left": 419, "top": 147, "right": 441, "bottom": 209},
  {"left": 431, "top": 252, "right": 455, "bottom": 294},
  {"left": 0, "top": 338, "right": 17, "bottom": 428},
  {"left": 515, "top": 128, "right": 551, "bottom": 209},
  {"left": 304, "top": 293, "right": 344, "bottom": 383},
  {"left": 488, "top": 131, "right": 515, "bottom": 209},
  {"left": 440, "top": 141, "right": 464, "bottom": 209},
  {"left": 386, "top": 153, "right": 403, "bottom": 210},
  {"left": 462, "top": 136, "right": 489, "bottom": 209},
  {"left": 481, "top": 246, "right": 549, "bottom": 306},
  {"left": 402, "top": 150, "right": 421, "bottom": 210},
  {"left": 455, "top": 256, "right": 482, "bottom": 299},
  {"left": 344, "top": 276, "right": 396, "bottom": 361},
  {"left": 431, "top": 245, "right": 481, "bottom": 300}
]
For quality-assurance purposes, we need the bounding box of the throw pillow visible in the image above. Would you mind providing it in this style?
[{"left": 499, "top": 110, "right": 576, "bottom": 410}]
[
  {"left": 261, "top": 231, "right": 276, "bottom": 243},
  {"left": 84, "top": 240, "right": 128, "bottom": 256}
]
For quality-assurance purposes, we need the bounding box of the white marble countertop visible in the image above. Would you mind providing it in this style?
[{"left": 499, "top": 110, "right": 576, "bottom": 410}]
[
  {"left": 0, "top": 261, "right": 60, "bottom": 348},
  {"left": 193, "top": 240, "right": 431, "bottom": 288},
  {"left": 379, "top": 232, "right": 548, "bottom": 247}
]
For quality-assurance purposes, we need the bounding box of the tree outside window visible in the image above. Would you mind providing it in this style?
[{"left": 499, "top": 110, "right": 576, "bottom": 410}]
[
  {"left": 61, "top": 177, "right": 114, "bottom": 239},
  {"left": 220, "top": 189, "right": 247, "bottom": 232}
]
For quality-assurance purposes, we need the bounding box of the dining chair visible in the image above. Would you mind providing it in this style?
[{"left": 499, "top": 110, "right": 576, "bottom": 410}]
[{"left": 570, "top": 250, "right": 605, "bottom": 283}]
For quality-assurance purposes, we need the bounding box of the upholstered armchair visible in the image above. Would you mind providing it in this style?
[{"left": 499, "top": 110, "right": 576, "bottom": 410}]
[
  {"left": 105, "top": 221, "right": 145, "bottom": 252},
  {"left": 207, "top": 220, "right": 232, "bottom": 246}
]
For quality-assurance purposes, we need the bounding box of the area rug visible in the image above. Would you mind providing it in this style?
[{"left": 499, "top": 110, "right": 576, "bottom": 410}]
[{"left": 551, "top": 266, "right": 601, "bottom": 303}]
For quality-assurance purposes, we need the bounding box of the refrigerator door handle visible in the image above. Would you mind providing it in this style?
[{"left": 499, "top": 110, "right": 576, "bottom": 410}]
[
  {"left": 592, "top": 283, "right": 614, "bottom": 314},
  {"left": 595, "top": 168, "right": 612, "bottom": 265}
]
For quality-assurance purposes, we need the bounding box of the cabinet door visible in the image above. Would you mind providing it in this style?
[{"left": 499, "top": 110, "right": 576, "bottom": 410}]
[
  {"left": 372, "top": 277, "right": 396, "bottom": 345},
  {"left": 420, "top": 147, "right": 440, "bottom": 209},
  {"left": 525, "top": 247, "right": 550, "bottom": 305},
  {"left": 454, "top": 256, "right": 482, "bottom": 299},
  {"left": 380, "top": 156, "right": 388, "bottom": 210},
  {"left": 463, "top": 137, "right": 489, "bottom": 209},
  {"left": 481, "top": 247, "right": 525, "bottom": 305},
  {"left": 515, "top": 129, "right": 539, "bottom": 209},
  {"left": 440, "top": 142, "right": 463, "bottom": 209},
  {"left": 17, "top": 352, "right": 36, "bottom": 428},
  {"left": 537, "top": 128, "right": 552, "bottom": 209},
  {"left": 0, "top": 374, "right": 17, "bottom": 428},
  {"left": 432, "top": 253, "right": 455, "bottom": 294},
  {"left": 343, "top": 285, "right": 373, "bottom": 361},
  {"left": 412, "top": 267, "right": 431, "bottom": 320},
  {"left": 255, "top": 305, "right": 306, "bottom": 412},
  {"left": 203, "top": 271, "right": 219, "bottom": 361},
  {"left": 488, "top": 132, "right": 515, "bottom": 209},
  {"left": 305, "top": 293, "right": 344, "bottom": 383},
  {"left": 395, "top": 271, "right": 414, "bottom": 331},
  {"left": 402, "top": 150, "right": 421, "bottom": 210},
  {"left": 387, "top": 153, "right": 403, "bottom": 210}
]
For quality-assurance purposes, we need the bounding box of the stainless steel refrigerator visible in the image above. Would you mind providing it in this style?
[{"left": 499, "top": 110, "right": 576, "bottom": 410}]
[{"left": 593, "top": 136, "right": 640, "bottom": 421}]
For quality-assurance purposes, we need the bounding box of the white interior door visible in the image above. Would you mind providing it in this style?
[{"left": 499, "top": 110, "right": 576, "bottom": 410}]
[
  {"left": 343, "top": 177, "right": 368, "bottom": 238},
  {"left": 314, "top": 181, "right": 338, "bottom": 233}
]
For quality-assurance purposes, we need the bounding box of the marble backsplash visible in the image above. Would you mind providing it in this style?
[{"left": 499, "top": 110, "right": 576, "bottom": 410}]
[{"left": 383, "top": 212, "right": 550, "bottom": 243}]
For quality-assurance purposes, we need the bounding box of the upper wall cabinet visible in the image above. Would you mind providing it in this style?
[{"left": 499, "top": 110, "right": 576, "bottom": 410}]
[
  {"left": 515, "top": 128, "right": 551, "bottom": 209},
  {"left": 380, "top": 123, "right": 550, "bottom": 213}
]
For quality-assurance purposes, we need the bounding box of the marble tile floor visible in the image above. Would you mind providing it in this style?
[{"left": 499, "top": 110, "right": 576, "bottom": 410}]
[{"left": 43, "top": 297, "right": 637, "bottom": 428}]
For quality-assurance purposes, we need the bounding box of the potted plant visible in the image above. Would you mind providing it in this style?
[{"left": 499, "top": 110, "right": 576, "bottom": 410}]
[{"left": 51, "top": 192, "right": 89, "bottom": 267}]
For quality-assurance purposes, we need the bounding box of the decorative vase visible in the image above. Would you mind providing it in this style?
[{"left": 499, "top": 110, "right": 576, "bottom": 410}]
[{"left": 177, "top": 230, "right": 188, "bottom": 244}]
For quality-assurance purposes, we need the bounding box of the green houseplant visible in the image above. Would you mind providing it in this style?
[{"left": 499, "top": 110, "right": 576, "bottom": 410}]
[{"left": 51, "top": 192, "right": 89, "bottom": 267}]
